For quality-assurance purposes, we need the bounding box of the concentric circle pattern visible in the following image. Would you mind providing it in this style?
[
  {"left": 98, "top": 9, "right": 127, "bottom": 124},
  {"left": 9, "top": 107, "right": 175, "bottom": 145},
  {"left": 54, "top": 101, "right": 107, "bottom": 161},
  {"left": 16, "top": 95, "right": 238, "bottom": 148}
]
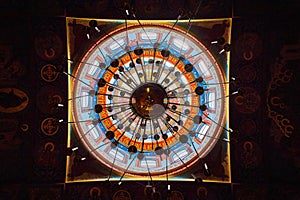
[{"left": 71, "top": 23, "right": 227, "bottom": 178}]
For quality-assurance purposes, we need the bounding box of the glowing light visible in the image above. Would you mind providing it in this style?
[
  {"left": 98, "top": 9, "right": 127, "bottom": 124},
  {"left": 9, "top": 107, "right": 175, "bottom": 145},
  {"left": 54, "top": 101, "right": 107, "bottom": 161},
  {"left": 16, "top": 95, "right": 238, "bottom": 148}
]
[
  {"left": 95, "top": 27, "right": 100, "bottom": 32},
  {"left": 72, "top": 147, "right": 79, "bottom": 151},
  {"left": 204, "top": 163, "right": 208, "bottom": 170}
]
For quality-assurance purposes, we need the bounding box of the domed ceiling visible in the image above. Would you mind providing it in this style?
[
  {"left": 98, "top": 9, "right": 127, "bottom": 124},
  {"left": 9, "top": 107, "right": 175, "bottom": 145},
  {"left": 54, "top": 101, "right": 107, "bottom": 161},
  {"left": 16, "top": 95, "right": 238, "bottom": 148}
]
[{"left": 66, "top": 17, "right": 232, "bottom": 182}]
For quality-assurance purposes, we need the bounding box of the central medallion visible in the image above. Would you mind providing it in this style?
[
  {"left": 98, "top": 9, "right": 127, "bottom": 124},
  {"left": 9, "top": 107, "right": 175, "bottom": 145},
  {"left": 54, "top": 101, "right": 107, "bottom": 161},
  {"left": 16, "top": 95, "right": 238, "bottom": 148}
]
[{"left": 130, "top": 83, "right": 168, "bottom": 119}]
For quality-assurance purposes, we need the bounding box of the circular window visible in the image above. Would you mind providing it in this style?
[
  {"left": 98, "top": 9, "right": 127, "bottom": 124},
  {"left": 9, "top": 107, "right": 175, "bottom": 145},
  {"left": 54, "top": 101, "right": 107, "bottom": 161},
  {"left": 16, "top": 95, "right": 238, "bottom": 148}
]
[{"left": 71, "top": 22, "right": 227, "bottom": 178}]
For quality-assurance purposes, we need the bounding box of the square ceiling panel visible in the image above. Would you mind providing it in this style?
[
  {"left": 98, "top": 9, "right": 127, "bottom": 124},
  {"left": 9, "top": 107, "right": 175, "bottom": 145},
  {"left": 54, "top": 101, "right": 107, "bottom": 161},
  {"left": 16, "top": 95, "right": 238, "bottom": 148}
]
[{"left": 66, "top": 17, "right": 232, "bottom": 183}]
